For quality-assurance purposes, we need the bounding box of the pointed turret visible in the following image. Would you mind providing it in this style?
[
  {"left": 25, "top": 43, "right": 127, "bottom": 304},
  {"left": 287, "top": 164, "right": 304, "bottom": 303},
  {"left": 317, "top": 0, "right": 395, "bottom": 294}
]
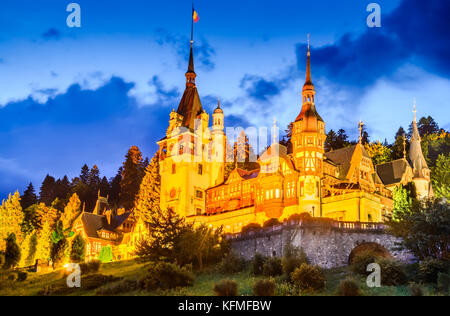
[
  {"left": 295, "top": 34, "right": 323, "bottom": 131},
  {"left": 176, "top": 17, "right": 203, "bottom": 130},
  {"left": 409, "top": 101, "right": 429, "bottom": 179}
]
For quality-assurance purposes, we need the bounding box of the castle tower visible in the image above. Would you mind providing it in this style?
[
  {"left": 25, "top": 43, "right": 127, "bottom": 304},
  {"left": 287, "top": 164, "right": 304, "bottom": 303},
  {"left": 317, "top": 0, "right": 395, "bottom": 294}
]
[
  {"left": 157, "top": 13, "right": 213, "bottom": 218},
  {"left": 291, "top": 35, "right": 326, "bottom": 216},
  {"left": 409, "top": 101, "right": 432, "bottom": 199},
  {"left": 211, "top": 99, "right": 226, "bottom": 186}
]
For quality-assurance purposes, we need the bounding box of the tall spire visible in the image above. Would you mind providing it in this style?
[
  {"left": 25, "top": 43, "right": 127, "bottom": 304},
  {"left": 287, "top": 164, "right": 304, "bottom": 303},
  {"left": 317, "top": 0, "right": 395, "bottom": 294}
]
[
  {"left": 185, "top": 4, "right": 196, "bottom": 86},
  {"left": 358, "top": 120, "right": 364, "bottom": 144},
  {"left": 304, "top": 33, "right": 313, "bottom": 91},
  {"left": 409, "top": 100, "right": 429, "bottom": 179}
]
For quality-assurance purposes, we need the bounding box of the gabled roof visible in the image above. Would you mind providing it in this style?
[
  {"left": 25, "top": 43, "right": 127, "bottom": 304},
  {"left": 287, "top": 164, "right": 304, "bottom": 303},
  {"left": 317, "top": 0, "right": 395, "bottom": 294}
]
[
  {"left": 376, "top": 159, "right": 410, "bottom": 186},
  {"left": 80, "top": 211, "right": 132, "bottom": 239},
  {"left": 324, "top": 144, "right": 371, "bottom": 179}
]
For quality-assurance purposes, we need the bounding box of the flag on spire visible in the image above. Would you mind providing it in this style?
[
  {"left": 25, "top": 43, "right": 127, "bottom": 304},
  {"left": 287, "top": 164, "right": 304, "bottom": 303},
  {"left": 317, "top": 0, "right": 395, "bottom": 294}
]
[{"left": 193, "top": 9, "right": 199, "bottom": 23}]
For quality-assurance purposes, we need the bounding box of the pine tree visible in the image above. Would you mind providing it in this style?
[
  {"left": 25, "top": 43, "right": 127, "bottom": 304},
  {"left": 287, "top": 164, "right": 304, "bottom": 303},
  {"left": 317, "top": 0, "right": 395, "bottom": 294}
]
[
  {"left": 40, "top": 175, "right": 57, "bottom": 206},
  {"left": 109, "top": 167, "right": 122, "bottom": 208},
  {"left": 35, "top": 219, "right": 52, "bottom": 262},
  {"left": 70, "top": 234, "right": 86, "bottom": 263},
  {"left": 120, "top": 146, "right": 145, "bottom": 210},
  {"left": 21, "top": 183, "right": 38, "bottom": 210},
  {"left": 80, "top": 164, "right": 90, "bottom": 184},
  {"left": 61, "top": 193, "right": 82, "bottom": 229},
  {"left": 50, "top": 220, "right": 68, "bottom": 267},
  {"left": 99, "top": 176, "right": 110, "bottom": 197},
  {"left": 135, "top": 152, "right": 161, "bottom": 222},
  {"left": 4, "top": 233, "right": 21, "bottom": 269},
  {"left": 0, "top": 192, "right": 24, "bottom": 251},
  {"left": 392, "top": 127, "right": 408, "bottom": 160}
]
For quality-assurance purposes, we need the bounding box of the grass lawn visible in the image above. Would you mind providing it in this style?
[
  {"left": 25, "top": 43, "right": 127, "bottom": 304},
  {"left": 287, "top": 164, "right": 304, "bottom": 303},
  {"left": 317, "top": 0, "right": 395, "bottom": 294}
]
[{"left": 0, "top": 259, "right": 442, "bottom": 296}]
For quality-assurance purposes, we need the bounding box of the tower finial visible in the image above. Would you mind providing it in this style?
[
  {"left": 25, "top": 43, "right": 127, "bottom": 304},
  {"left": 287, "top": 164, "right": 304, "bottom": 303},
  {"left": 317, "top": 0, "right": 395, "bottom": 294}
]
[
  {"left": 304, "top": 34, "right": 312, "bottom": 89},
  {"left": 358, "top": 120, "right": 364, "bottom": 144},
  {"left": 307, "top": 33, "right": 310, "bottom": 56},
  {"left": 413, "top": 97, "right": 417, "bottom": 123},
  {"left": 186, "top": 4, "right": 196, "bottom": 86}
]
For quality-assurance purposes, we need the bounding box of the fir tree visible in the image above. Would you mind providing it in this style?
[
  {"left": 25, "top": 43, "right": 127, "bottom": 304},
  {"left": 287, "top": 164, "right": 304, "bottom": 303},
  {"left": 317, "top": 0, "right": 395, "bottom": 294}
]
[
  {"left": 50, "top": 220, "right": 68, "bottom": 267},
  {"left": 4, "top": 233, "right": 21, "bottom": 269},
  {"left": 80, "top": 164, "right": 90, "bottom": 184},
  {"left": 391, "top": 127, "right": 408, "bottom": 160},
  {"left": 61, "top": 193, "right": 82, "bottom": 229},
  {"left": 135, "top": 152, "right": 161, "bottom": 222},
  {"left": 109, "top": 167, "right": 123, "bottom": 208},
  {"left": 120, "top": 146, "right": 146, "bottom": 210},
  {"left": 0, "top": 192, "right": 24, "bottom": 251},
  {"left": 99, "top": 176, "right": 110, "bottom": 197},
  {"left": 40, "top": 175, "right": 57, "bottom": 206},
  {"left": 19, "top": 233, "right": 37, "bottom": 267},
  {"left": 70, "top": 234, "right": 86, "bottom": 263},
  {"left": 21, "top": 183, "right": 38, "bottom": 210},
  {"left": 35, "top": 219, "right": 52, "bottom": 262}
]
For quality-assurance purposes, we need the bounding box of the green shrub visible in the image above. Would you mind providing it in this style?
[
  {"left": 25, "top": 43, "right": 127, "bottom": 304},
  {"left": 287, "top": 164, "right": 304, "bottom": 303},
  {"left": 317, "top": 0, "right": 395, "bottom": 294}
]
[
  {"left": 80, "top": 260, "right": 102, "bottom": 275},
  {"left": 219, "top": 252, "right": 246, "bottom": 274},
  {"left": 408, "top": 283, "right": 423, "bottom": 296},
  {"left": 253, "top": 279, "right": 276, "bottom": 296},
  {"left": 251, "top": 253, "right": 267, "bottom": 276},
  {"left": 213, "top": 279, "right": 238, "bottom": 296},
  {"left": 139, "top": 262, "right": 194, "bottom": 291},
  {"left": 17, "top": 271, "right": 28, "bottom": 282},
  {"left": 4, "top": 233, "right": 21, "bottom": 269},
  {"left": 291, "top": 264, "right": 326, "bottom": 292},
  {"left": 263, "top": 257, "right": 283, "bottom": 277},
  {"left": 377, "top": 258, "right": 407, "bottom": 286},
  {"left": 276, "top": 282, "right": 297, "bottom": 296},
  {"left": 437, "top": 273, "right": 450, "bottom": 294},
  {"left": 418, "top": 258, "right": 449, "bottom": 283},
  {"left": 263, "top": 218, "right": 280, "bottom": 228},
  {"left": 98, "top": 246, "right": 113, "bottom": 263},
  {"left": 96, "top": 279, "right": 138, "bottom": 295},
  {"left": 282, "top": 244, "right": 309, "bottom": 280},
  {"left": 0, "top": 252, "right": 5, "bottom": 268},
  {"left": 337, "top": 278, "right": 360, "bottom": 296},
  {"left": 350, "top": 250, "right": 378, "bottom": 275}
]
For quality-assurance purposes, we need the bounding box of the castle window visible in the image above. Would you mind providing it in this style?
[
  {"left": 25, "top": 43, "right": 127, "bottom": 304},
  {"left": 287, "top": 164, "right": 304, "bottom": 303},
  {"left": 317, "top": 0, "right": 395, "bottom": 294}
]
[
  {"left": 196, "top": 208, "right": 202, "bottom": 216},
  {"left": 196, "top": 190, "right": 203, "bottom": 199},
  {"left": 172, "top": 164, "right": 176, "bottom": 174},
  {"left": 198, "top": 164, "right": 203, "bottom": 175},
  {"left": 276, "top": 189, "right": 280, "bottom": 199}
]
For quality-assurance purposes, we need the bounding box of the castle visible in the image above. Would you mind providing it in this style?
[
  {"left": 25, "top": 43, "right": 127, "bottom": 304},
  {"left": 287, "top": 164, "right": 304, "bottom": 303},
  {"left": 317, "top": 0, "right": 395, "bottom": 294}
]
[{"left": 157, "top": 37, "right": 433, "bottom": 233}]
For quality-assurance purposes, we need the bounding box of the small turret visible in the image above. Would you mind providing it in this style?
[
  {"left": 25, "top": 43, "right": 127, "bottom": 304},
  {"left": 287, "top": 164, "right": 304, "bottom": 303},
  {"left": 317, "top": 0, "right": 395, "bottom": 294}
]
[{"left": 212, "top": 98, "right": 224, "bottom": 134}]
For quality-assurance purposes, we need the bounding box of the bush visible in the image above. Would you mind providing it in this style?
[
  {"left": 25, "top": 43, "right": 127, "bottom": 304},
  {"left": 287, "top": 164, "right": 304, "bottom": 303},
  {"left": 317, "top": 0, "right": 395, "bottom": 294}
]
[
  {"left": 0, "top": 252, "right": 5, "bottom": 268},
  {"left": 418, "top": 258, "right": 449, "bottom": 283},
  {"left": 263, "top": 257, "right": 283, "bottom": 277},
  {"left": 287, "top": 213, "right": 312, "bottom": 223},
  {"left": 437, "top": 273, "right": 450, "bottom": 294},
  {"left": 377, "top": 258, "right": 407, "bottom": 286},
  {"left": 96, "top": 279, "right": 138, "bottom": 295},
  {"left": 219, "top": 252, "right": 246, "bottom": 274},
  {"left": 70, "top": 234, "right": 86, "bottom": 263},
  {"left": 263, "top": 218, "right": 280, "bottom": 228},
  {"left": 409, "top": 283, "right": 423, "bottom": 296},
  {"left": 251, "top": 253, "right": 267, "bottom": 276},
  {"left": 282, "top": 244, "right": 309, "bottom": 280},
  {"left": 98, "top": 246, "right": 113, "bottom": 263},
  {"left": 79, "top": 260, "right": 102, "bottom": 275},
  {"left": 253, "top": 279, "right": 276, "bottom": 296},
  {"left": 337, "top": 278, "right": 360, "bottom": 296},
  {"left": 139, "top": 262, "right": 194, "bottom": 291},
  {"left": 214, "top": 279, "right": 238, "bottom": 296},
  {"left": 4, "top": 233, "right": 21, "bottom": 269},
  {"left": 350, "top": 250, "right": 378, "bottom": 275},
  {"left": 291, "top": 264, "right": 326, "bottom": 292},
  {"left": 241, "top": 223, "right": 262, "bottom": 234},
  {"left": 276, "top": 282, "right": 297, "bottom": 296},
  {"left": 17, "top": 271, "right": 28, "bottom": 282}
]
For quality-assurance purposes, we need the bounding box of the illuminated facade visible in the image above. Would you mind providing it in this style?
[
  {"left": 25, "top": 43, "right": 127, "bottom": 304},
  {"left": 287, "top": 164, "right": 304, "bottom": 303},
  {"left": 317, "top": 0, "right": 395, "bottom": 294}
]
[{"left": 157, "top": 38, "right": 432, "bottom": 233}]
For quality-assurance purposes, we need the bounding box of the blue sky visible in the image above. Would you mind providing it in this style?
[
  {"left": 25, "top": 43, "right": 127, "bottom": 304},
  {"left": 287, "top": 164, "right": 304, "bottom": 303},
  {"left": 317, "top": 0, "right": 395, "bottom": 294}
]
[{"left": 0, "top": 0, "right": 449, "bottom": 199}]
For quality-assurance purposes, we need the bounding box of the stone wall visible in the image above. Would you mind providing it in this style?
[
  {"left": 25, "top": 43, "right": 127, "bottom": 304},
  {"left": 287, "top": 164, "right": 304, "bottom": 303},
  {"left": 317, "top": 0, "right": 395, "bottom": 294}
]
[{"left": 229, "top": 221, "right": 413, "bottom": 269}]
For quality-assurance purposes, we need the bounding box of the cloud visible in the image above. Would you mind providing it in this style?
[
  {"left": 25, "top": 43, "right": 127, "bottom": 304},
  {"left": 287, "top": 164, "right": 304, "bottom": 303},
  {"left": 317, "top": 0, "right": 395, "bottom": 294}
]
[
  {"left": 0, "top": 76, "right": 179, "bottom": 199},
  {"left": 295, "top": 0, "right": 450, "bottom": 88},
  {"left": 42, "top": 28, "right": 62, "bottom": 40},
  {"left": 155, "top": 28, "right": 216, "bottom": 71},
  {"left": 240, "top": 75, "right": 281, "bottom": 101}
]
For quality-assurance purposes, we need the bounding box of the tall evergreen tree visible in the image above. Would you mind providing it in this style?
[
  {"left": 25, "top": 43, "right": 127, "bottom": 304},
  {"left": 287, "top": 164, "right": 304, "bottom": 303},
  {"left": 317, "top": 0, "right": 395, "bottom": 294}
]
[
  {"left": 391, "top": 127, "right": 408, "bottom": 160},
  {"left": 99, "top": 176, "right": 110, "bottom": 197},
  {"left": 70, "top": 234, "right": 86, "bottom": 263},
  {"left": 120, "top": 146, "right": 146, "bottom": 210},
  {"left": 55, "top": 176, "right": 71, "bottom": 202},
  {"left": 39, "top": 175, "right": 57, "bottom": 206},
  {"left": 80, "top": 164, "right": 90, "bottom": 184},
  {"left": 21, "top": 183, "right": 38, "bottom": 210},
  {"left": 0, "top": 192, "right": 24, "bottom": 251},
  {"left": 4, "top": 233, "right": 21, "bottom": 269},
  {"left": 109, "top": 167, "right": 123, "bottom": 208},
  {"left": 135, "top": 152, "right": 161, "bottom": 222}
]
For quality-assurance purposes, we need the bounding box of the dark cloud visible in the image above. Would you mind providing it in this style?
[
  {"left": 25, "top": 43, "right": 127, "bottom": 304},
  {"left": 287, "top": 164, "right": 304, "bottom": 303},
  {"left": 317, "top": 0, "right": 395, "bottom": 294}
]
[
  {"left": 0, "top": 76, "right": 178, "bottom": 199},
  {"left": 155, "top": 28, "right": 216, "bottom": 71},
  {"left": 42, "top": 28, "right": 61, "bottom": 40},
  {"left": 240, "top": 75, "right": 281, "bottom": 101},
  {"left": 296, "top": 0, "right": 450, "bottom": 87}
]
